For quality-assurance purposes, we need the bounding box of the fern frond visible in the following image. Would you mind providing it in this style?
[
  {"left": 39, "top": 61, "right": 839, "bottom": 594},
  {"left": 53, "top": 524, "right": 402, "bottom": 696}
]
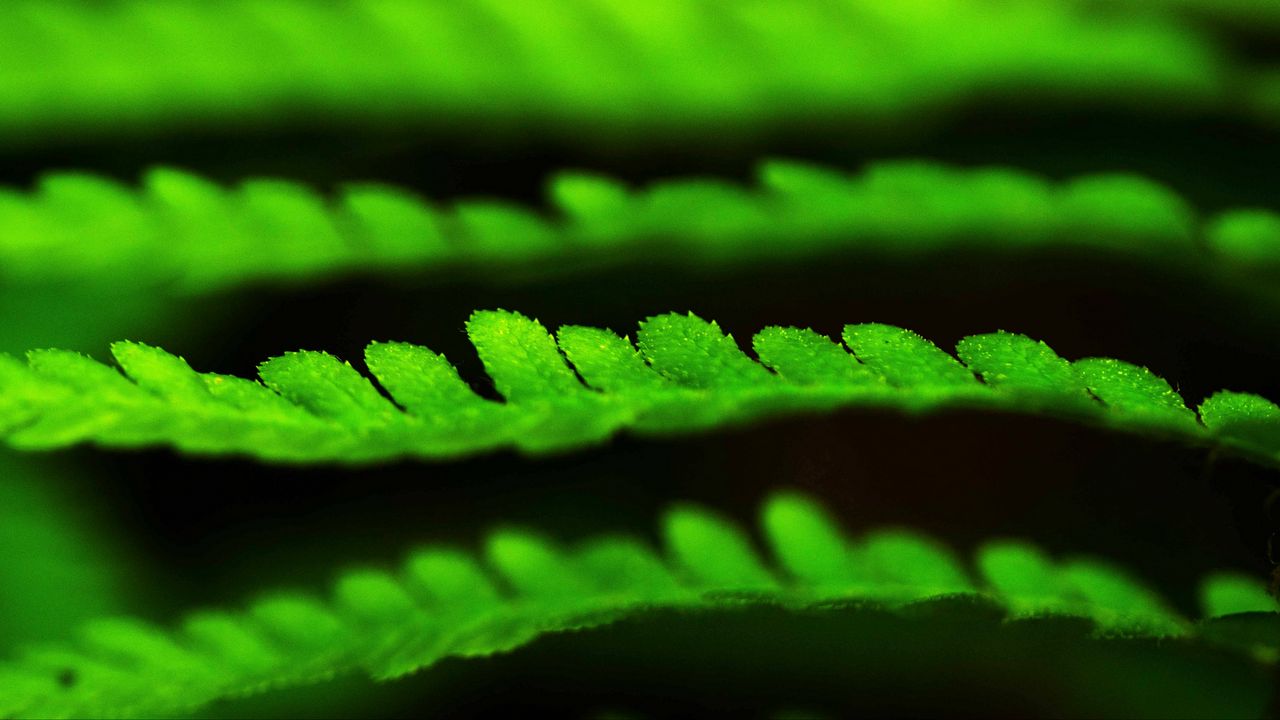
[
  {"left": 3, "top": 160, "right": 1279, "bottom": 294},
  {"left": 0, "top": 491, "right": 1269, "bottom": 719},
  {"left": 1, "top": 310, "right": 1277, "bottom": 468},
  {"left": 0, "top": 1, "right": 1256, "bottom": 148}
]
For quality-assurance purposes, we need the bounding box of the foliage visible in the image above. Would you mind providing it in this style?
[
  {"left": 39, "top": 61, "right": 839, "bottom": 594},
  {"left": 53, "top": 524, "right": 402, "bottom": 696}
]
[
  {"left": 3, "top": 0, "right": 1270, "bottom": 148},
  {"left": 4, "top": 160, "right": 1280, "bottom": 293},
  {"left": 0, "top": 310, "right": 1276, "bottom": 467},
  {"left": 0, "top": 491, "right": 1271, "bottom": 719},
  {"left": 3, "top": 2, "right": 1278, "bottom": 717}
]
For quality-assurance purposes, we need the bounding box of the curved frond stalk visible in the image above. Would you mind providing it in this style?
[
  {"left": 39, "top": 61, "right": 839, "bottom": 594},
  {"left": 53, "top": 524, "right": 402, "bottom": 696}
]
[
  {"left": 0, "top": 1, "right": 1260, "bottom": 149},
  {"left": 1, "top": 160, "right": 1278, "bottom": 295},
  {"left": 0, "top": 492, "right": 1271, "bottom": 719},
  {"left": 1, "top": 310, "right": 1278, "bottom": 468}
]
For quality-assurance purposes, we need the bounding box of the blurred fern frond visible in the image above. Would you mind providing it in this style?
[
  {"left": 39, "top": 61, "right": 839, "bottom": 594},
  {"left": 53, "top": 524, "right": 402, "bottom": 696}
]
[
  {"left": 3, "top": 0, "right": 1268, "bottom": 148},
  {"left": 0, "top": 491, "right": 1272, "bottom": 719},
  {"left": 1, "top": 310, "right": 1277, "bottom": 467},
  {"left": 1, "top": 161, "right": 1278, "bottom": 294}
]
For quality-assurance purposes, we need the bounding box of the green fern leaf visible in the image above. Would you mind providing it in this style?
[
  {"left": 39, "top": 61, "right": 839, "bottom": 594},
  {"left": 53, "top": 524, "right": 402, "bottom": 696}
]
[
  {"left": 0, "top": 1, "right": 1263, "bottom": 149},
  {"left": 2, "top": 161, "right": 1279, "bottom": 302},
  {"left": 0, "top": 491, "right": 1271, "bottom": 719},
  {"left": 6, "top": 310, "right": 1280, "bottom": 467}
]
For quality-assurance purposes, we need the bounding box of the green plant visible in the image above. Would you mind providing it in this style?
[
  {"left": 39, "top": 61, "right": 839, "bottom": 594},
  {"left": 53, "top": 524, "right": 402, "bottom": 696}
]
[
  {"left": 1, "top": 0, "right": 1268, "bottom": 149},
  {"left": 3, "top": 2, "right": 1280, "bottom": 718},
  {"left": 4, "top": 161, "right": 1279, "bottom": 293},
  {"left": 0, "top": 311, "right": 1275, "bottom": 466},
  {"left": 3, "top": 491, "right": 1275, "bottom": 718}
]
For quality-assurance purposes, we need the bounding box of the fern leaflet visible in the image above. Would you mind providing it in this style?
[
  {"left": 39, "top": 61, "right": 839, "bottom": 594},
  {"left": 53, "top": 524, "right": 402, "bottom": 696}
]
[
  {"left": 0, "top": 1, "right": 1261, "bottom": 148},
  {"left": 0, "top": 311, "right": 1278, "bottom": 468},
  {"left": 0, "top": 492, "right": 1272, "bottom": 719},
  {"left": 1, "top": 161, "right": 1278, "bottom": 295}
]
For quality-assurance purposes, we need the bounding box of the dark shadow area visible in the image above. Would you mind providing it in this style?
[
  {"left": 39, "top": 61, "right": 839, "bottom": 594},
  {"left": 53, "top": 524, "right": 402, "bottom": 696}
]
[
  {"left": 0, "top": 109, "right": 1277, "bottom": 214},
  {"left": 75, "top": 407, "right": 1268, "bottom": 623}
]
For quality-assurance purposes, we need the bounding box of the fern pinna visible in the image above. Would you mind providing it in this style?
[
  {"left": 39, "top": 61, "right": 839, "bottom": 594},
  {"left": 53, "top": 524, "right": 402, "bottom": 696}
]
[
  {"left": 2, "top": 491, "right": 1275, "bottom": 718},
  {"left": 0, "top": 0, "right": 1271, "bottom": 149},
  {"left": 0, "top": 310, "right": 1275, "bottom": 467},
  {"left": 2, "top": 160, "right": 1279, "bottom": 298}
]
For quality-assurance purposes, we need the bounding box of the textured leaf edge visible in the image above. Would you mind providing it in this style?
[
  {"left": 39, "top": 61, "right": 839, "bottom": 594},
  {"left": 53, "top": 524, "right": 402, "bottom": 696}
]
[{"left": 3, "top": 310, "right": 1279, "bottom": 468}]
